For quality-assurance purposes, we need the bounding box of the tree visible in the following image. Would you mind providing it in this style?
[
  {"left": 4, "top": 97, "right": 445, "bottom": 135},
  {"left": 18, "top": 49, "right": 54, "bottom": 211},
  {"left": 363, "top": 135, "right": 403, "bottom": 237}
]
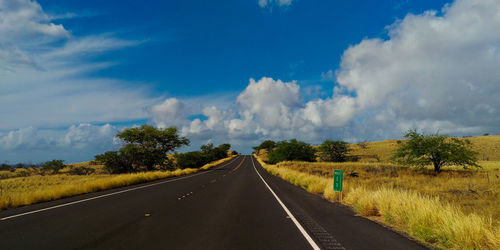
[
  {"left": 392, "top": 129, "right": 480, "bottom": 172},
  {"left": 41, "top": 160, "right": 66, "bottom": 174},
  {"left": 95, "top": 125, "right": 189, "bottom": 173},
  {"left": 253, "top": 140, "right": 276, "bottom": 151},
  {"left": 267, "top": 139, "right": 316, "bottom": 164},
  {"left": 318, "top": 140, "right": 350, "bottom": 162}
]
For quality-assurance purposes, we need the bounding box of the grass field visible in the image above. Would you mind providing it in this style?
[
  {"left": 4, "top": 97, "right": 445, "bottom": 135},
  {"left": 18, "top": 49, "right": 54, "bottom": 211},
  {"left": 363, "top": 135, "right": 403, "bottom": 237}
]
[
  {"left": 254, "top": 135, "right": 500, "bottom": 249},
  {"left": 0, "top": 155, "right": 237, "bottom": 211}
]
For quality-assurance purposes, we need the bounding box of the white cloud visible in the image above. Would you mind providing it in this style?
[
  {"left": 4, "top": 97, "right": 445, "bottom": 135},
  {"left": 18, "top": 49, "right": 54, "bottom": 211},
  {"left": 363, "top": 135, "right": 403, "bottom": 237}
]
[
  {"left": 258, "top": 0, "right": 293, "bottom": 9},
  {"left": 0, "top": 0, "right": 69, "bottom": 43},
  {"left": 61, "top": 123, "right": 118, "bottom": 149},
  {"left": 0, "top": 124, "right": 120, "bottom": 162},
  {"left": 236, "top": 77, "right": 301, "bottom": 129},
  {"left": 335, "top": 0, "right": 500, "bottom": 134},
  {"left": 150, "top": 98, "right": 188, "bottom": 128},
  {"left": 0, "top": 127, "right": 41, "bottom": 150},
  {"left": 150, "top": 77, "right": 356, "bottom": 144}
]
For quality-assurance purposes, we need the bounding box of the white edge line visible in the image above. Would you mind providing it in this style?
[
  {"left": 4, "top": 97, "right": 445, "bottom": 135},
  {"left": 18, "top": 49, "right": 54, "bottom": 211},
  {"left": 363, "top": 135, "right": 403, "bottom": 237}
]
[
  {"left": 0, "top": 156, "right": 241, "bottom": 221},
  {"left": 251, "top": 156, "right": 321, "bottom": 250}
]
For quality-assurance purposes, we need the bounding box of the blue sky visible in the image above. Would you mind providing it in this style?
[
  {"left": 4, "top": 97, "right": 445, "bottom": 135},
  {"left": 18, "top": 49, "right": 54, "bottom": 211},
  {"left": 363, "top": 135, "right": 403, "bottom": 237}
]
[
  {"left": 2, "top": 0, "right": 500, "bottom": 163},
  {"left": 39, "top": 0, "right": 449, "bottom": 96}
]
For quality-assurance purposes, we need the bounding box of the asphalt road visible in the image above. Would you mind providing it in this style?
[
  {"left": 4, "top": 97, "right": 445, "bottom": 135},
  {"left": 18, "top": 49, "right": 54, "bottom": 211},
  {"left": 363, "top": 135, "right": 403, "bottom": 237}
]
[{"left": 0, "top": 155, "right": 427, "bottom": 250}]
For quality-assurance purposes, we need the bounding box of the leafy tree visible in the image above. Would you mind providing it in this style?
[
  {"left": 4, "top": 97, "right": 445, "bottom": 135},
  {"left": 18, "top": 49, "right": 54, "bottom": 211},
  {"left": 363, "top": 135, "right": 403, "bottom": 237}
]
[
  {"left": 318, "top": 140, "right": 350, "bottom": 162},
  {"left": 41, "top": 159, "right": 66, "bottom": 174},
  {"left": 392, "top": 130, "right": 480, "bottom": 172},
  {"left": 95, "top": 125, "right": 189, "bottom": 173},
  {"left": 267, "top": 139, "right": 316, "bottom": 164},
  {"left": 217, "top": 143, "right": 231, "bottom": 152},
  {"left": 253, "top": 140, "right": 276, "bottom": 151},
  {"left": 115, "top": 125, "right": 189, "bottom": 171}
]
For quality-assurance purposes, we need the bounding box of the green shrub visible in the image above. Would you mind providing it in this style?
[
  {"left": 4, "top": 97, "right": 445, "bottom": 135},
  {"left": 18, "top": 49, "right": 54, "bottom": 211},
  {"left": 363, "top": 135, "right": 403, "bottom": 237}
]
[
  {"left": 267, "top": 139, "right": 316, "bottom": 164},
  {"left": 68, "top": 166, "right": 96, "bottom": 175}
]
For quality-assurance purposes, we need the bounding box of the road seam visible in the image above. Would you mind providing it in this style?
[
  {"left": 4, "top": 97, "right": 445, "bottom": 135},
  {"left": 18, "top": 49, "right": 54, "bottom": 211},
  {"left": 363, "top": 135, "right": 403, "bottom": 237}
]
[
  {"left": 0, "top": 156, "right": 241, "bottom": 221},
  {"left": 250, "top": 157, "right": 321, "bottom": 250}
]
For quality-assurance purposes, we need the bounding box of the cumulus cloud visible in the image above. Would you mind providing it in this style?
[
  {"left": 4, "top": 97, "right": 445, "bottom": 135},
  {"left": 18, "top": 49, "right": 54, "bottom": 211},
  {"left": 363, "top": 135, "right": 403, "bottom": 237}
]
[
  {"left": 150, "top": 98, "right": 188, "bottom": 128},
  {"left": 335, "top": 0, "right": 500, "bottom": 134},
  {"left": 61, "top": 123, "right": 119, "bottom": 149},
  {"left": 150, "top": 77, "right": 355, "bottom": 147},
  {"left": 258, "top": 0, "right": 293, "bottom": 9},
  {"left": 0, "top": 0, "right": 69, "bottom": 42},
  {"left": 0, "top": 127, "right": 42, "bottom": 150}
]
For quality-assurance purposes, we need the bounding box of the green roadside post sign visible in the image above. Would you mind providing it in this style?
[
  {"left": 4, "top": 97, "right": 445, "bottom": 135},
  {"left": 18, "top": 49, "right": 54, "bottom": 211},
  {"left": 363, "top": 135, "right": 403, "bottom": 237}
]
[
  {"left": 334, "top": 169, "right": 343, "bottom": 202},
  {"left": 333, "top": 170, "right": 343, "bottom": 191}
]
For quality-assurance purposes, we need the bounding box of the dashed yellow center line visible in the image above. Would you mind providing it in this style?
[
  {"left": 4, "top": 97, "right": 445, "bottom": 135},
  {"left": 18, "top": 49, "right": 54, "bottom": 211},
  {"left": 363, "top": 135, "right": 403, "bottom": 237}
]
[{"left": 232, "top": 156, "right": 246, "bottom": 172}]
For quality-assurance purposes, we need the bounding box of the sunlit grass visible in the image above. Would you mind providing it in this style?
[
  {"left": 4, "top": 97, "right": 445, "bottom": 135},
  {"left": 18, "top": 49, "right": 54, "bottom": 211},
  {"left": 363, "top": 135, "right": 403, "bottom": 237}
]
[
  {"left": 254, "top": 155, "right": 500, "bottom": 249},
  {"left": 0, "top": 155, "right": 237, "bottom": 211}
]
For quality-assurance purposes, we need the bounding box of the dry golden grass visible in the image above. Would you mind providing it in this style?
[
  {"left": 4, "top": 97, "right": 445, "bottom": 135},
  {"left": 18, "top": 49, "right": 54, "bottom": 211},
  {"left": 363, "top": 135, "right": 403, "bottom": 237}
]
[
  {"left": 0, "top": 155, "right": 237, "bottom": 211},
  {"left": 350, "top": 135, "right": 500, "bottom": 162},
  {"left": 254, "top": 155, "right": 500, "bottom": 249}
]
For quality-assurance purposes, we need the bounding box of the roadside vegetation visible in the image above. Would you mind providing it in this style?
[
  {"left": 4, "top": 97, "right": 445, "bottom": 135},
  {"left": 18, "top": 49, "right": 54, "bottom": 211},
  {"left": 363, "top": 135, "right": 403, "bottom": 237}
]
[
  {"left": 254, "top": 132, "right": 500, "bottom": 249},
  {"left": 0, "top": 125, "right": 237, "bottom": 211}
]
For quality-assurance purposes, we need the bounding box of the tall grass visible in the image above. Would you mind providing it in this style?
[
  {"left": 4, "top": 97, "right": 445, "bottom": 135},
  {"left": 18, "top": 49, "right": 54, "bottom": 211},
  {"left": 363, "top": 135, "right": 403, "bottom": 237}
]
[
  {"left": 0, "top": 155, "right": 237, "bottom": 211},
  {"left": 254, "top": 155, "right": 500, "bottom": 249}
]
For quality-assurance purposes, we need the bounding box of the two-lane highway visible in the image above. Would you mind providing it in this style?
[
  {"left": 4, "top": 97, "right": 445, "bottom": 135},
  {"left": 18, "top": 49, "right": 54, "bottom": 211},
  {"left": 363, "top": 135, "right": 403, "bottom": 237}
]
[
  {"left": 0, "top": 156, "right": 311, "bottom": 249},
  {"left": 0, "top": 155, "right": 427, "bottom": 249}
]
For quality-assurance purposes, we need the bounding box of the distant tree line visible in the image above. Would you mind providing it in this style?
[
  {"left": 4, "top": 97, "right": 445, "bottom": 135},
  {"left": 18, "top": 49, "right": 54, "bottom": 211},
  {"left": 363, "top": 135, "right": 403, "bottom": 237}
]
[
  {"left": 95, "top": 125, "right": 233, "bottom": 174},
  {"left": 174, "top": 143, "right": 232, "bottom": 169},
  {"left": 254, "top": 129, "right": 480, "bottom": 172},
  {"left": 255, "top": 139, "right": 351, "bottom": 164}
]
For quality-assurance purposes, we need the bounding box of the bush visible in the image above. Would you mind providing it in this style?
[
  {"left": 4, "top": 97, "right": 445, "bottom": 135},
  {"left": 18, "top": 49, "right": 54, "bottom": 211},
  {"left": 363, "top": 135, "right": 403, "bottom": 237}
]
[
  {"left": 0, "top": 163, "right": 11, "bottom": 171},
  {"left": 68, "top": 166, "right": 96, "bottom": 175},
  {"left": 95, "top": 151, "right": 134, "bottom": 174},
  {"left": 175, "top": 151, "right": 208, "bottom": 169},
  {"left": 267, "top": 139, "right": 316, "bottom": 164},
  {"left": 175, "top": 143, "right": 232, "bottom": 169},
  {"left": 253, "top": 140, "right": 277, "bottom": 151}
]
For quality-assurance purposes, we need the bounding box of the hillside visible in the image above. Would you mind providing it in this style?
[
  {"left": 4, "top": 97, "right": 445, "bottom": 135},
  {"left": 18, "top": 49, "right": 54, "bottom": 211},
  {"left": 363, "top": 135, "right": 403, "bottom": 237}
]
[{"left": 349, "top": 135, "right": 500, "bottom": 162}]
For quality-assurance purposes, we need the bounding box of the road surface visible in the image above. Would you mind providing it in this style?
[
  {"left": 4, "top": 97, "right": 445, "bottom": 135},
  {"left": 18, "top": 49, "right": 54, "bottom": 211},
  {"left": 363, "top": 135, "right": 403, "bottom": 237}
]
[{"left": 0, "top": 155, "right": 427, "bottom": 249}]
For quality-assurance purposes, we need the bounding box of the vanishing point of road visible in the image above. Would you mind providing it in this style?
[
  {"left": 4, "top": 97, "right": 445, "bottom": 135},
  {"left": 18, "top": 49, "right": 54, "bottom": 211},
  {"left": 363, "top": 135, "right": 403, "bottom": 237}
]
[{"left": 0, "top": 155, "right": 427, "bottom": 249}]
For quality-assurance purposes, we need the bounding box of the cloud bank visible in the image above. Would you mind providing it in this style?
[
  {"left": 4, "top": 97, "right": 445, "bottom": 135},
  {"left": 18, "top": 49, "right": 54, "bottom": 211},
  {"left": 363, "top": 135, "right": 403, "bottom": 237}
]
[{"left": 150, "top": 0, "right": 500, "bottom": 150}]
